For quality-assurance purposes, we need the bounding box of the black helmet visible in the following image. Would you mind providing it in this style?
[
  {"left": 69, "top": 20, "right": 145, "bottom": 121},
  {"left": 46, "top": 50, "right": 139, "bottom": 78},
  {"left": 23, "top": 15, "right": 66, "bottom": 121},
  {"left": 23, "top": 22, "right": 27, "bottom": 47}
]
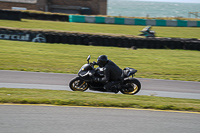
[{"left": 97, "top": 55, "right": 108, "bottom": 67}]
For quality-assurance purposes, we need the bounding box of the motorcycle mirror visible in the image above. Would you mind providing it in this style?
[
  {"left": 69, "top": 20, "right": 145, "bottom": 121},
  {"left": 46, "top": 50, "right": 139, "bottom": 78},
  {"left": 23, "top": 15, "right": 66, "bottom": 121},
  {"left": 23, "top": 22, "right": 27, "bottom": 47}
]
[{"left": 87, "top": 55, "right": 91, "bottom": 63}]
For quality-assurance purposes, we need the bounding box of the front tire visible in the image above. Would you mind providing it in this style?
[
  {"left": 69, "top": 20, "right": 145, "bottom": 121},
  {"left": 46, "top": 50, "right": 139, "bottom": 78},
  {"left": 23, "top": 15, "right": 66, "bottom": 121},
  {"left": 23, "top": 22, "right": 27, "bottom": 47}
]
[
  {"left": 120, "top": 78, "right": 141, "bottom": 95},
  {"left": 69, "top": 77, "right": 89, "bottom": 92}
]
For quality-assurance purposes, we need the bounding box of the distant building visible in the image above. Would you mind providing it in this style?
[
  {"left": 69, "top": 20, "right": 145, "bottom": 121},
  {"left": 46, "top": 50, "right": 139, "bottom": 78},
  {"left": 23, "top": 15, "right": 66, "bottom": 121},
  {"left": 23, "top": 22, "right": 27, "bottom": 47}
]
[{"left": 0, "top": 0, "right": 107, "bottom": 15}]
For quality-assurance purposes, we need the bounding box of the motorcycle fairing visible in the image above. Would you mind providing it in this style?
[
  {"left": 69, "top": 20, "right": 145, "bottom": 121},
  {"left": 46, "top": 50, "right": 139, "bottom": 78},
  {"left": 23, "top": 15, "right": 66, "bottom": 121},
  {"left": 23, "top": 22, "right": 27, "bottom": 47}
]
[
  {"left": 123, "top": 67, "right": 137, "bottom": 78},
  {"left": 79, "top": 64, "right": 92, "bottom": 73}
]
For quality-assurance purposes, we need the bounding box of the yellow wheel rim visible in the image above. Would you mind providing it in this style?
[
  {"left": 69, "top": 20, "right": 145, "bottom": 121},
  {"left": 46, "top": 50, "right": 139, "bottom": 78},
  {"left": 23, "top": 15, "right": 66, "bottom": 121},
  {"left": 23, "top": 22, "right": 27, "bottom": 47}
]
[
  {"left": 123, "top": 83, "right": 139, "bottom": 94},
  {"left": 72, "top": 80, "right": 88, "bottom": 91}
]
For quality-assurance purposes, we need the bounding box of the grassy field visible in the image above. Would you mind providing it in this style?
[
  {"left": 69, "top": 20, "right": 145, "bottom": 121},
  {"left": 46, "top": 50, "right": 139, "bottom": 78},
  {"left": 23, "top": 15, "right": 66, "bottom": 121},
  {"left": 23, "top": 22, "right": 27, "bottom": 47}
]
[
  {"left": 0, "top": 19, "right": 200, "bottom": 39},
  {"left": 0, "top": 40, "right": 199, "bottom": 81},
  {"left": 1, "top": 88, "right": 200, "bottom": 112},
  {"left": 0, "top": 19, "right": 200, "bottom": 111}
]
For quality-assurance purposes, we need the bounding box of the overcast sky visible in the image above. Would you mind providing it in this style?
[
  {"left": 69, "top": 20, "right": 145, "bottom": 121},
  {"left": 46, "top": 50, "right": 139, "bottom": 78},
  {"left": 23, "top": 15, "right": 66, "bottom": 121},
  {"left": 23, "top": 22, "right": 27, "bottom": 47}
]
[{"left": 134, "top": 0, "right": 200, "bottom": 3}]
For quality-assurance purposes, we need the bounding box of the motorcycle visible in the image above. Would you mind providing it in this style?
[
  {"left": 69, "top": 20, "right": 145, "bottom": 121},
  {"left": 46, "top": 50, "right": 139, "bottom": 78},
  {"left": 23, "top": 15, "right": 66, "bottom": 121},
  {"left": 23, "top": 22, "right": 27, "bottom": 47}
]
[
  {"left": 69, "top": 55, "right": 141, "bottom": 95},
  {"left": 139, "top": 26, "right": 155, "bottom": 37}
]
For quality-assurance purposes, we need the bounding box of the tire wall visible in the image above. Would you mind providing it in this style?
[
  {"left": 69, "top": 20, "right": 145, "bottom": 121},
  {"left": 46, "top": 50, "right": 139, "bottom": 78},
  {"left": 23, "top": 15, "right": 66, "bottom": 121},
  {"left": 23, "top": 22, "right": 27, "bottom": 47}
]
[
  {"left": 0, "top": 28, "right": 199, "bottom": 51},
  {"left": 0, "top": 9, "right": 21, "bottom": 21},
  {"left": 0, "top": 10, "right": 69, "bottom": 21},
  {"left": 21, "top": 12, "right": 69, "bottom": 21}
]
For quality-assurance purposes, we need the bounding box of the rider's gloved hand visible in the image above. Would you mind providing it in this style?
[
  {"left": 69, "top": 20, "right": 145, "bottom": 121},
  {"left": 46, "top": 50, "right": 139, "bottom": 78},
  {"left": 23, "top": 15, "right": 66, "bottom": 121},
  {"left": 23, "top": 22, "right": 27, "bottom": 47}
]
[
  {"left": 93, "top": 61, "right": 97, "bottom": 65},
  {"left": 93, "top": 77, "right": 100, "bottom": 82}
]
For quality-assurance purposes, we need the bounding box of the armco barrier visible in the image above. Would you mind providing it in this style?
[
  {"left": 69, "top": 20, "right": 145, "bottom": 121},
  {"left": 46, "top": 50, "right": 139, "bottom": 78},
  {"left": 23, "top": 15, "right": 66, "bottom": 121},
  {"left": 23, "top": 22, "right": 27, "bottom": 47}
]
[
  {"left": 156, "top": 20, "right": 166, "bottom": 26},
  {"left": 0, "top": 28, "right": 199, "bottom": 51},
  {"left": 95, "top": 16, "right": 105, "bottom": 23},
  {"left": 166, "top": 20, "right": 177, "bottom": 27},
  {"left": 187, "top": 21, "right": 197, "bottom": 27},
  {"left": 134, "top": 19, "right": 146, "bottom": 26},
  {"left": 85, "top": 16, "right": 95, "bottom": 23},
  {"left": 69, "top": 15, "right": 200, "bottom": 27},
  {"left": 124, "top": 18, "right": 135, "bottom": 25},
  {"left": 69, "top": 15, "right": 85, "bottom": 22},
  {"left": 146, "top": 19, "right": 156, "bottom": 26},
  {"left": 177, "top": 20, "right": 187, "bottom": 27},
  {"left": 105, "top": 17, "right": 115, "bottom": 24},
  {"left": 115, "top": 18, "right": 124, "bottom": 24}
]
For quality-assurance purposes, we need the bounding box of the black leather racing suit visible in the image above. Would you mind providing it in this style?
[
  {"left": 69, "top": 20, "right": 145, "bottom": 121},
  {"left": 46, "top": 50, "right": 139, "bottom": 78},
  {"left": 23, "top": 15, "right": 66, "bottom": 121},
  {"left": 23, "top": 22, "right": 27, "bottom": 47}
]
[{"left": 96, "top": 60, "right": 123, "bottom": 92}]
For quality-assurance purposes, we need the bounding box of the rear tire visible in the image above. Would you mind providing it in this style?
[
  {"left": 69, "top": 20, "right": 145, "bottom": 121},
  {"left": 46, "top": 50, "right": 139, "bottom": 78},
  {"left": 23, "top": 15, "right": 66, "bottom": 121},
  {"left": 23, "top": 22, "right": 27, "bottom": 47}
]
[
  {"left": 120, "top": 78, "right": 141, "bottom": 95},
  {"left": 69, "top": 77, "right": 89, "bottom": 92}
]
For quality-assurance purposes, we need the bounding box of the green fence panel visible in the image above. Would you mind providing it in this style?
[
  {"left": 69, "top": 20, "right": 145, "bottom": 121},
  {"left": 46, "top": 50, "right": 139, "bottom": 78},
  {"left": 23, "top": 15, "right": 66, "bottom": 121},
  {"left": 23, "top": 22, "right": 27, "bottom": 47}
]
[
  {"left": 69, "top": 15, "right": 85, "bottom": 23},
  {"left": 115, "top": 18, "right": 125, "bottom": 24},
  {"left": 177, "top": 20, "right": 187, "bottom": 27},
  {"left": 156, "top": 20, "right": 166, "bottom": 26},
  {"left": 134, "top": 19, "right": 146, "bottom": 25},
  {"left": 69, "top": 15, "right": 73, "bottom": 22},
  {"left": 197, "top": 21, "right": 200, "bottom": 27},
  {"left": 95, "top": 16, "right": 105, "bottom": 23}
]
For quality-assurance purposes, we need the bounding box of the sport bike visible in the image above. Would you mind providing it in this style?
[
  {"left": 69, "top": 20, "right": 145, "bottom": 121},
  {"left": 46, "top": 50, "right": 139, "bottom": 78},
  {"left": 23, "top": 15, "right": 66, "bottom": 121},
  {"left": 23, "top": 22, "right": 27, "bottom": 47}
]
[
  {"left": 69, "top": 55, "right": 141, "bottom": 95},
  {"left": 139, "top": 26, "right": 155, "bottom": 37}
]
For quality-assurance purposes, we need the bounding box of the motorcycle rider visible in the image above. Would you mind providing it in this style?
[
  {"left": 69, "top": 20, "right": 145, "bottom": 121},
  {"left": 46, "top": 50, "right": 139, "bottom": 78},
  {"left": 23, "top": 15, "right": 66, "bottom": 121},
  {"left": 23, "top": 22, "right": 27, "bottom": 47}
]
[{"left": 93, "top": 55, "right": 123, "bottom": 93}]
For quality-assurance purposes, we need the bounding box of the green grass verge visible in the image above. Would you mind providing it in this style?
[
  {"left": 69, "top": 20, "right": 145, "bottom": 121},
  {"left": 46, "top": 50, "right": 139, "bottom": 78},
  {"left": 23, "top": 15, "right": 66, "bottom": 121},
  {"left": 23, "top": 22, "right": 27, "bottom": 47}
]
[
  {"left": 0, "top": 19, "right": 200, "bottom": 39},
  {"left": 1, "top": 88, "right": 200, "bottom": 112},
  {"left": 1, "top": 18, "right": 199, "bottom": 111},
  {"left": 0, "top": 40, "right": 200, "bottom": 81}
]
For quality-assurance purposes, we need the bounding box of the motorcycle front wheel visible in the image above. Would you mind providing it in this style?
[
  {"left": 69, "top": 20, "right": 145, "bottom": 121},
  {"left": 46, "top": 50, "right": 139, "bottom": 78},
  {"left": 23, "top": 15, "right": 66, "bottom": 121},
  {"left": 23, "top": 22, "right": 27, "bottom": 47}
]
[
  {"left": 69, "top": 77, "right": 89, "bottom": 92},
  {"left": 120, "top": 78, "right": 141, "bottom": 95}
]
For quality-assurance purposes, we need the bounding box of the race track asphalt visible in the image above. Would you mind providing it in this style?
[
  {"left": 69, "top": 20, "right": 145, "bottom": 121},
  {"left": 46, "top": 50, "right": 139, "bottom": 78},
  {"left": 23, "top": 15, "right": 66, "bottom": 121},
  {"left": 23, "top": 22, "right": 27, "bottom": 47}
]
[
  {"left": 0, "top": 70, "right": 200, "bottom": 99},
  {"left": 0, "top": 70, "right": 200, "bottom": 133},
  {"left": 0, "top": 105, "right": 200, "bottom": 133}
]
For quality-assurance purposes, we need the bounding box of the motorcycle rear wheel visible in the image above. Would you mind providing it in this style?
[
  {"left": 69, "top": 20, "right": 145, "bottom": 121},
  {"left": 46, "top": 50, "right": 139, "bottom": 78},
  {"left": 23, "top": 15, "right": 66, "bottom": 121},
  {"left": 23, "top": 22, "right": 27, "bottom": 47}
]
[
  {"left": 120, "top": 78, "right": 141, "bottom": 95},
  {"left": 69, "top": 77, "right": 89, "bottom": 92}
]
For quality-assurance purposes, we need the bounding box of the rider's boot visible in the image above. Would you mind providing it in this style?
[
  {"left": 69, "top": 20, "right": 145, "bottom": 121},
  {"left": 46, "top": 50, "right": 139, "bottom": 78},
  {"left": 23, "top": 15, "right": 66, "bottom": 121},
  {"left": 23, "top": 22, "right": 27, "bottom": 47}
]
[{"left": 110, "top": 85, "right": 120, "bottom": 93}]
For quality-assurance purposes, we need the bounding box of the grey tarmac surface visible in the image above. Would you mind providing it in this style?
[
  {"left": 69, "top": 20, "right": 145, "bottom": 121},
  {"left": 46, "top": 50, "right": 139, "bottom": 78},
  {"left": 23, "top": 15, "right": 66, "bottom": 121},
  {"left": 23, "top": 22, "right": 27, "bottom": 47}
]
[
  {"left": 0, "top": 105, "right": 200, "bottom": 133},
  {"left": 0, "top": 71, "right": 200, "bottom": 133},
  {"left": 0, "top": 70, "right": 200, "bottom": 99}
]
